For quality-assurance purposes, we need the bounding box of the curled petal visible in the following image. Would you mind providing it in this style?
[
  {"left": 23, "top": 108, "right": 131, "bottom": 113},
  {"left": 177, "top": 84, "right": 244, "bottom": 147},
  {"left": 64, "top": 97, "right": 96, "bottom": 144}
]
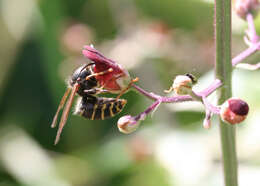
[{"left": 82, "top": 45, "right": 131, "bottom": 93}]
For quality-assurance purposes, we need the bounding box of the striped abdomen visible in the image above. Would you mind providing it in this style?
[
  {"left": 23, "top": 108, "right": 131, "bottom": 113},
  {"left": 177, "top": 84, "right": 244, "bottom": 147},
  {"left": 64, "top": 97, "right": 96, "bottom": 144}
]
[{"left": 74, "top": 95, "right": 127, "bottom": 120}]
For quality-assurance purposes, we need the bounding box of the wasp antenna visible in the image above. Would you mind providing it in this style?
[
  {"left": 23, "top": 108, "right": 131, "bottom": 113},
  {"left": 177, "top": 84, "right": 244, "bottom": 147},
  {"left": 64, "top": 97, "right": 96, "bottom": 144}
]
[
  {"left": 51, "top": 88, "right": 72, "bottom": 128},
  {"left": 54, "top": 84, "right": 79, "bottom": 145},
  {"left": 79, "top": 62, "right": 95, "bottom": 74}
]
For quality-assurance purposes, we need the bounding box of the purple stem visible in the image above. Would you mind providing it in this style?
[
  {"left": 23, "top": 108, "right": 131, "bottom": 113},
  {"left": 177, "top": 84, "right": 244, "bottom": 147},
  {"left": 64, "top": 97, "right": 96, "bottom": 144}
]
[
  {"left": 132, "top": 78, "right": 222, "bottom": 103},
  {"left": 132, "top": 84, "right": 193, "bottom": 103},
  {"left": 197, "top": 79, "right": 222, "bottom": 97},
  {"left": 202, "top": 96, "right": 220, "bottom": 114},
  {"left": 134, "top": 100, "right": 161, "bottom": 121},
  {"left": 232, "top": 13, "right": 260, "bottom": 66},
  {"left": 232, "top": 42, "right": 260, "bottom": 66},
  {"left": 246, "top": 13, "right": 259, "bottom": 44},
  {"left": 132, "top": 84, "right": 158, "bottom": 100},
  {"left": 131, "top": 79, "right": 222, "bottom": 122}
]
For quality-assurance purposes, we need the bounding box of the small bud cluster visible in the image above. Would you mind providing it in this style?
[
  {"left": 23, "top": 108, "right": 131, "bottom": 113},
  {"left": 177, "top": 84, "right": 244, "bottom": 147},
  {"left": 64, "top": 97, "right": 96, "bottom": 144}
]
[{"left": 115, "top": 71, "right": 250, "bottom": 135}]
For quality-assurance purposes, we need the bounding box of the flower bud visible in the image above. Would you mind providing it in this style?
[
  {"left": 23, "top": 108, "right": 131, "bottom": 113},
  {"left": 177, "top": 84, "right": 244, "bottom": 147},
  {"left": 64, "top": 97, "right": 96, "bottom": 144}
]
[
  {"left": 220, "top": 98, "right": 249, "bottom": 125},
  {"left": 117, "top": 115, "right": 140, "bottom": 134},
  {"left": 172, "top": 74, "right": 194, "bottom": 95},
  {"left": 234, "top": 0, "right": 259, "bottom": 19},
  {"left": 203, "top": 118, "right": 211, "bottom": 129}
]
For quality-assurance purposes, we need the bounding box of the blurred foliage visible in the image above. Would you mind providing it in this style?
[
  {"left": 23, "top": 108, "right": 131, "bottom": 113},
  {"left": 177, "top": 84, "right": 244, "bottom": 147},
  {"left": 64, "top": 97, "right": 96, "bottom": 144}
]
[{"left": 0, "top": 0, "right": 260, "bottom": 186}]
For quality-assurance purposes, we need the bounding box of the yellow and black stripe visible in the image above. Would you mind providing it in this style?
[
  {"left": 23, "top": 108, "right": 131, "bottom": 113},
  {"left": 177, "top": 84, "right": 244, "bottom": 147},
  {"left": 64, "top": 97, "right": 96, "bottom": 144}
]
[{"left": 75, "top": 96, "right": 127, "bottom": 120}]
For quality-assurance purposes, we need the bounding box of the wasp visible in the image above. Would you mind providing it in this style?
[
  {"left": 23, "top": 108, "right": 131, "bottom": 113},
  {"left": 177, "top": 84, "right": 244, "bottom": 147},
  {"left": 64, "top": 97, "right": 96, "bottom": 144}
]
[
  {"left": 51, "top": 64, "right": 128, "bottom": 145},
  {"left": 51, "top": 45, "right": 138, "bottom": 144}
]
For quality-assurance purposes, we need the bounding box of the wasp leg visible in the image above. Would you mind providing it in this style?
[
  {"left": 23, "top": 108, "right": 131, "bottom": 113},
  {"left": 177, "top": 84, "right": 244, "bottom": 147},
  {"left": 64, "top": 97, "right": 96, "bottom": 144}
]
[
  {"left": 85, "top": 68, "right": 113, "bottom": 80},
  {"left": 54, "top": 83, "right": 79, "bottom": 145},
  {"left": 51, "top": 88, "right": 71, "bottom": 128},
  {"left": 84, "top": 88, "right": 109, "bottom": 95},
  {"left": 116, "top": 77, "right": 139, "bottom": 100}
]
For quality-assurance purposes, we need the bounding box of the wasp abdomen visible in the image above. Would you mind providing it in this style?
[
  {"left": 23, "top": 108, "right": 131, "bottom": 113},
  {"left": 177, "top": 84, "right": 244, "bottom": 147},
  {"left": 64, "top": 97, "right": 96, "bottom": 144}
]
[{"left": 74, "top": 96, "right": 127, "bottom": 120}]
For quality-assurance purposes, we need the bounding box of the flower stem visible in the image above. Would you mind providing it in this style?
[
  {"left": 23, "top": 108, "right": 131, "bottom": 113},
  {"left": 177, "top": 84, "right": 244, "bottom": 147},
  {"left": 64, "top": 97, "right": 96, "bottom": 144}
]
[
  {"left": 215, "top": 0, "right": 238, "bottom": 185},
  {"left": 132, "top": 78, "right": 222, "bottom": 103},
  {"left": 232, "top": 42, "right": 260, "bottom": 66},
  {"left": 246, "top": 13, "right": 259, "bottom": 44}
]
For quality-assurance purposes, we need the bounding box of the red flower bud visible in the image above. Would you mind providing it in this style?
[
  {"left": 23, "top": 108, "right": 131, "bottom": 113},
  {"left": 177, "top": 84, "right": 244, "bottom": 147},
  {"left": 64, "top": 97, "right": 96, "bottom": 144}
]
[{"left": 220, "top": 98, "right": 249, "bottom": 125}]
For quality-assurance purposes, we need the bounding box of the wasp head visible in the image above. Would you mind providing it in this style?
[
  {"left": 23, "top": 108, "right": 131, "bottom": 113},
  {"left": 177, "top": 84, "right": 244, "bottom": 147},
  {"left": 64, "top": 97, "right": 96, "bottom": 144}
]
[{"left": 70, "top": 65, "right": 97, "bottom": 96}]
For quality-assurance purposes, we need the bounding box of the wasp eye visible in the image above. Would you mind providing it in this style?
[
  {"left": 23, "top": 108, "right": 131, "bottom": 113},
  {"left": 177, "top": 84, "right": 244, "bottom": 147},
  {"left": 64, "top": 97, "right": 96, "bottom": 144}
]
[
  {"left": 71, "top": 66, "right": 84, "bottom": 82},
  {"left": 70, "top": 65, "right": 92, "bottom": 85}
]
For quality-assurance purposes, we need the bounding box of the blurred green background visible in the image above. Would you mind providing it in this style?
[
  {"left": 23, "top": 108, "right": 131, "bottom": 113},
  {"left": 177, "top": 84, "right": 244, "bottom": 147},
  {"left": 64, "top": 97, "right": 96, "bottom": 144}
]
[{"left": 0, "top": 0, "right": 260, "bottom": 186}]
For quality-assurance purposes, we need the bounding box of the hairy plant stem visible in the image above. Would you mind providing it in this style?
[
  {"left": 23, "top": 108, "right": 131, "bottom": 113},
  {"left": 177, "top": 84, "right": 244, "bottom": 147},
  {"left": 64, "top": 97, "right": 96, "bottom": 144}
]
[{"left": 215, "top": 0, "right": 238, "bottom": 186}]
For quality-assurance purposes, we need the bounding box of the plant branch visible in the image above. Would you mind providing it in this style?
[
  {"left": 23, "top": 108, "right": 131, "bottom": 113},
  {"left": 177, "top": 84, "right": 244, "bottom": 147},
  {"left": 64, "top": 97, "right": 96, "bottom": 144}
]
[
  {"left": 132, "top": 78, "right": 222, "bottom": 103},
  {"left": 232, "top": 41, "right": 260, "bottom": 66},
  {"left": 130, "top": 78, "right": 222, "bottom": 126},
  {"left": 246, "top": 13, "right": 259, "bottom": 44},
  {"left": 232, "top": 13, "right": 260, "bottom": 66}
]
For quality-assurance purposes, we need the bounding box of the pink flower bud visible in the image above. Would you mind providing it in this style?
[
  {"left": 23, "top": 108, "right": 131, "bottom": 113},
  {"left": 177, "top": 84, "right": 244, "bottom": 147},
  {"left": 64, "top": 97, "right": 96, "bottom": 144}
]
[
  {"left": 220, "top": 98, "right": 249, "bottom": 125},
  {"left": 234, "top": 0, "right": 259, "bottom": 19},
  {"left": 117, "top": 115, "right": 140, "bottom": 134},
  {"left": 203, "top": 118, "right": 211, "bottom": 129}
]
